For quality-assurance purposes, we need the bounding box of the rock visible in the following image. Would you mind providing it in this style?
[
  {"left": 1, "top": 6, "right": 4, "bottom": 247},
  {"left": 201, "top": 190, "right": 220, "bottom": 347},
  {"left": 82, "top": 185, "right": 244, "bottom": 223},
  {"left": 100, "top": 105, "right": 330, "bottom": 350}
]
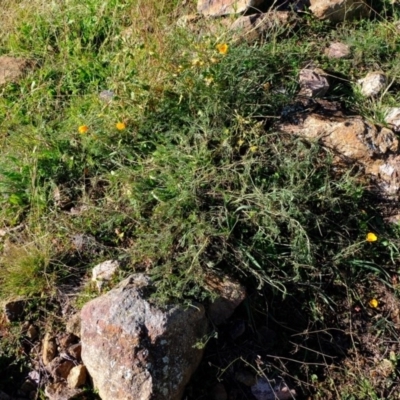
[
  {"left": 45, "top": 383, "right": 84, "bottom": 400},
  {"left": 385, "top": 108, "right": 400, "bottom": 133},
  {"left": 68, "top": 343, "right": 82, "bottom": 361},
  {"left": 309, "top": 0, "right": 370, "bottom": 22},
  {"left": 3, "top": 299, "right": 25, "bottom": 322},
  {"left": 235, "top": 370, "right": 257, "bottom": 386},
  {"left": 26, "top": 324, "right": 39, "bottom": 341},
  {"left": 251, "top": 378, "right": 297, "bottom": 400},
  {"left": 205, "top": 274, "right": 246, "bottom": 325},
  {"left": 229, "top": 11, "right": 294, "bottom": 43},
  {"left": 66, "top": 313, "right": 81, "bottom": 338},
  {"left": 0, "top": 56, "right": 35, "bottom": 86},
  {"left": 277, "top": 108, "right": 400, "bottom": 196},
  {"left": 67, "top": 365, "right": 87, "bottom": 389},
  {"left": 197, "top": 0, "right": 265, "bottom": 17},
  {"left": 42, "top": 333, "right": 57, "bottom": 366},
  {"left": 58, "top": 333, "right": 78, "bottom": 349},
  {"left": 298, "top": 67, "right": 329, "bottom": 98},
  {"left": 46, "top": 357, "right": 74, "bottom": 380},
  {"left": 0, "top": 391, "right": 12, "bottom": 400},
  {"left": 357, "top": 71, "right": 386, "bottom": 97},
  {"left": 20, "top": 379, "right": 36, "bottom": 394},
  {"left": 99, "top": 90, "right": 114, "bottom": 103},
  {"left": 324, "top": 42, "right": 350, "bottom": 59},
  {"left": 212, "top": 383, "right": 228, "bottom": 400},
  {"left": 92, "top": 259, "right": 120, "bottom": 290},
  {"left": 80, "top": 274, "right": 208, "bottom": 400}
]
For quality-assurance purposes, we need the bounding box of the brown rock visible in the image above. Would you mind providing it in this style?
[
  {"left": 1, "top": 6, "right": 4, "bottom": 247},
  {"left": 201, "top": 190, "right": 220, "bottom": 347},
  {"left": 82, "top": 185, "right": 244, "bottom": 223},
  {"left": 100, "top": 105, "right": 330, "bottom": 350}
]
[
  {"left": 205, "top": 274, "right": 246, "bottom": 325},
  {"left": 68, "top": 343, "right": 82, "bottom": 361},
  {"left": 197, "top": 0, "right": 265, "bottom": 17},
  {"left": 309, "top": 0, "right": 370, "bottom": 22},
  {"left": 26, "top": 324, "right": 39, "bottom": 341},
  {"left": 46, "top": 357, "right": 74, "bottom": 380},
  {"left": 324, "top": 42, "right": 350, "bottom": 59},
  {"left": 0, "top": 56, "right": 35, "bottom": 86},
  {"left": 277, "top": 110, "right": 400, "bottom": 196},
  {"left": 66, "top": 313, "right": 81, "bottom": 338},
  {"left": 80, "top": 274, "right": 208, "bottom": 400},
  {"left": 58, "top": 333, "right": 79, "bottom": 349},
  {"left": 67, "top": 365, "right": 87, "bottom": 389},
  {"left": 42, "top": 333, "right": 57, "bottom": 366},
  {"left": 45, "top": 382, "right": 84, "bottom": 400},
  {"left": 298, "top": 67, "right": 329, "bottom": 98}
]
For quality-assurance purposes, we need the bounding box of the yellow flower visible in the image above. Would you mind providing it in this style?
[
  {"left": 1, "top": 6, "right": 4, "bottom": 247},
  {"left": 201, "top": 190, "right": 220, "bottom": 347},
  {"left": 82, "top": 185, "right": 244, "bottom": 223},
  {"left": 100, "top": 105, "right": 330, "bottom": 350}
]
[
  {"left": 216, "top": 43, "right": 229, "bottom": 55},
  {"left": 204, "top": 76, "right": 214, "bottom": 86},
  {"left": 366, "top": 232, "right": 378, "bottom": 242},
  {"left": 116, "top": 122, "right": 126, "bottom": 131},
  {"left": 249, "top": 145, "right": 258, "bottom": 153},
  {"left": 78, "top": 125, "right": 89, "bottom": 134},
  {"left": 369, "top": 298, "right": 379, "bottom": 308}
]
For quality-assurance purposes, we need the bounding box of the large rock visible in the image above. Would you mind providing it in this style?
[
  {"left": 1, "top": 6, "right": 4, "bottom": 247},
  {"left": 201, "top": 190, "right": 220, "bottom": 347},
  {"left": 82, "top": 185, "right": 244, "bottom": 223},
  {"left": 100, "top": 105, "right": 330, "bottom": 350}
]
[
  {"left": 309, "top": 0, "right": 370, "bottom": 22},
  {"left": 277, "top": 108, "right": 400, "bottom": 196},
  {"left": 197, "top": 0, "right": 265, "bottom": 17},
  {"left": 81, "top": 274, "right": 208, "bottom": 400}
]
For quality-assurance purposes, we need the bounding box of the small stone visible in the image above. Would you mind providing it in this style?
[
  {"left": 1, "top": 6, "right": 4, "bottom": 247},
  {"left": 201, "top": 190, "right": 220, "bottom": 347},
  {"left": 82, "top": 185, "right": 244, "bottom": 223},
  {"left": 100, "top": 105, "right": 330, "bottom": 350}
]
[
  {"left": 45, "top": 382, "right": 84, "bottom": 400},
  {"left": 26, "top": 325, "right": 39, "bottom": 341},
  {"left": 46, "top": 357, "right": 74, "bottom": 380},
  {"left": 99, "top": 90, "right": 114, "bottom": 103},
  {"left": 92, "top": 260, "right": 120, "bottom": 290},
  {"left": 0, "top": 390, "right": 12, "bottom": 400},
  {"left": 212, "top": 383, "right": 227, "bottom": 400},
  {"left": 298, "top": 67, "right": 329, "bottom": 98},
  {"left": 205, "top": 274, "right": 246, "bottom": 325},
  {"left": 235, "top": 370, "right": 257, "bottom": 386},
  {"left": 58, "top": 333, "right": 78, "bottom": 349},
  {"left": 68, "top": 343, "right": 82, "bottom": 361},
  {"left": 42, "top": 333, "right": 57, "bottom": 366},
  {"left": 66, "top": 313, "right": 81, "bottom": 338},
  {"left": 67, "top": 365, "right": 87, "bottom": 389},
  {"left": 20, "top": 379, "right": 36, "bottom": 393},
  {"left": 385, "top": 108, "right": 400, "bottom": 132},
  {"left": 357, "top": 71, "right": 386, "bottom": 97},
  {"left": 324, "top": 42, "right": 350, "bottom": 59}
]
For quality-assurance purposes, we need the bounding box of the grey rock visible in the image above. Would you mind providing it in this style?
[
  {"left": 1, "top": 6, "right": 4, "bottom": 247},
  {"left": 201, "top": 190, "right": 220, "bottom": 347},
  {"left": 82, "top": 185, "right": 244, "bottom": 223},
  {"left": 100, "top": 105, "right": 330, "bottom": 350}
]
[
  {"left": 298, "top": 67, "right": 329, "bottom": 98},
  {"left": 357, "top": 71, "right": 386, "bottom": 97}
]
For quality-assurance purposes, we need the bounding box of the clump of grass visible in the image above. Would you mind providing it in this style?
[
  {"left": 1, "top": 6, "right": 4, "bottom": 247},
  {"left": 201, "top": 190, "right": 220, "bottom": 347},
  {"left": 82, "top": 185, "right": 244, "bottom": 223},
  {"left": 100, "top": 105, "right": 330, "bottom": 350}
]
[{"left": 0, "top": 241, "right": 54, "bottom": 300}]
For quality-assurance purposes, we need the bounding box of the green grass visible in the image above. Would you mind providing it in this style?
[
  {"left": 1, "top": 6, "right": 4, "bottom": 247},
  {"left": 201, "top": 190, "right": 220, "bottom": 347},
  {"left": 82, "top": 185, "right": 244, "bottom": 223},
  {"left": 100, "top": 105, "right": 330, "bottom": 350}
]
[{"left": 1, "top": 0, "right": 400, "bottom": 398}]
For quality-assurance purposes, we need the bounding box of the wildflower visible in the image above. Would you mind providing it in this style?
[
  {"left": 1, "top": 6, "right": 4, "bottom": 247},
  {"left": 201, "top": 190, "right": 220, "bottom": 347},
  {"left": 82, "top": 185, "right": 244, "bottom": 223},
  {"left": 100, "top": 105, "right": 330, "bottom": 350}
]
[
  {"left": 216, "top": 43, "right": 229, "bottom": 55},
  {"left": 78, "top": 125, "right": 89, "bottom": 134},
  {"left": 249, "top": 145, "right": 258, "bottom": 153},
  {"left": 369, "top": 298, "right": 379, "bottom": 308},
  {"left": 204, "top": 76, "right": 214, "bottom": 86},
  {"left": 191, "top": 58, "right": 204, "bottom": 67},
  {"left": 116, "top": 122, "right": 126, "bottom": 131},
  {"left": 366, "top": 232, "right": 378, "bottom": 242}
]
